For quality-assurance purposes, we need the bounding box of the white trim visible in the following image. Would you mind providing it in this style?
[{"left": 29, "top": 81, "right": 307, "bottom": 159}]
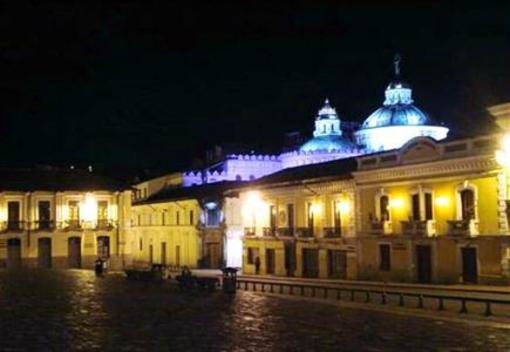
[{"left": 455, "top": 182, "right": 478, "bottom": 220}]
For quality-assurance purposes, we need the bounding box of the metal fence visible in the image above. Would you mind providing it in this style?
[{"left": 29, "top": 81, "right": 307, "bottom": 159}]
[{"left": 236, "top": 279, "right": 510, "bottom": 317}]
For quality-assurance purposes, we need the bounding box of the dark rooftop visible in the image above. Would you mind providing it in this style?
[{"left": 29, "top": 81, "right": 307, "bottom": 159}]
[
  {"left": 0, "top": 168, "right": 129, "bottom": 192},
  {"left": 134, "top": 181, "right": 246, "bottom": 205}
]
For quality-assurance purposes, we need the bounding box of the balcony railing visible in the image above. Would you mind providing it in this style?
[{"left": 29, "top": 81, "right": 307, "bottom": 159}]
[
  {"left": 370, "top": 220, "right": 392, "bottom": 235},
  {"left": 401, "top": 220, "right": 436, "bottom": 237},
  {"left": 2, "top": 221, "right": 25, "bottom": 232},
  {"left": 34, "top": 220, "right": 55, "bottom": 231},
  {"left": 295, "top": 227, "right": 314, "bottom": 238},
  {"left": 96, "top": 219, "right": 114, "bottom": 230},
  {"left": 323, "top": 227, "right": 342, "bottom": 238},
  {"left": 262, "top": 227, "right": 277, "bottom": 237},
  {"left": 277, "top": 227, "right": 294, "bottom": 237},
  {"left": 447, "top": 219, "right": 479, "bottom": 237},
  {"left": 65, "top": 220, "right": 82, "bottom": 230},
  {"left": 244, "top": 227, "right": 256, "bottom": 237}
]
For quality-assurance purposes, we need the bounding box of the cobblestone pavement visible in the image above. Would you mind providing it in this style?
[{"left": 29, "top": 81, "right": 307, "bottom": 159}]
[{"left": 1, "top": 269, "right": 510, "bottom": 351}]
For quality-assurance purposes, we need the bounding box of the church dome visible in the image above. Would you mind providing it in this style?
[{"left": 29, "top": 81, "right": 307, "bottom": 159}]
[
  {"left": 354, "top": 55, "right": 449, "bottom": 152},
  {"left": 299, "top": 98, "right": 357, "bottom": 153}
]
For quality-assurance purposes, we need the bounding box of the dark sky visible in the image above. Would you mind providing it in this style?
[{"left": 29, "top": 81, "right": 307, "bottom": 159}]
[{"left": 1, "top": 1, "right": 510, "bottom": 174}]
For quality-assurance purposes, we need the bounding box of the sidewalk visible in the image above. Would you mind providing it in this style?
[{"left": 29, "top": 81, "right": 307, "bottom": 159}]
[{"left": 239, "top": 274, "right": 510, "bottom": 296}]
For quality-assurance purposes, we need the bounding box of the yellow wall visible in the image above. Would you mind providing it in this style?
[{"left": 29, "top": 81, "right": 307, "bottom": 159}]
[{"left": 131, "top": 199, "right": 201, "bottom": 268}]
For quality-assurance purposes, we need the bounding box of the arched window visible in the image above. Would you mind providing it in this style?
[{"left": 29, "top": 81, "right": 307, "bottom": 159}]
[
  {"left": 236, "top": 175, "right": 242, "bottom": 181},
  {"left": 249, "top": 175, "right": 255, "bottom": 181}
]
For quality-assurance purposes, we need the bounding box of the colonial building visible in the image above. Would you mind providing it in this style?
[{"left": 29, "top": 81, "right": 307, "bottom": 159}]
[
  {"left": 131, "top": 181, "right": 244, "bottom": 269},
  {"left": 0, "top": 168, "right": 132, "bottom": 270},
  {"left": 236, "top": 158, "right": 358, "bottom": 279}
]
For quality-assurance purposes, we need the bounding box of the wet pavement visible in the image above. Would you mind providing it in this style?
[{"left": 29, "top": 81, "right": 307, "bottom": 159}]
[{"left": 1, "top": 269, "right": 510, "bottom": 351}]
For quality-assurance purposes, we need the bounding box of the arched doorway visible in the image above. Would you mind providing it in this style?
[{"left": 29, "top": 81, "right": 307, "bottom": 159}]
[
  {"left": 68, "top": 237, "right": 82, "bottom": 268},
  {"left": 38, "top": 238, "right": 52, "bottom": 268},
  {"left": 7, "top": 238, "right": 21, "bottom": 268}
]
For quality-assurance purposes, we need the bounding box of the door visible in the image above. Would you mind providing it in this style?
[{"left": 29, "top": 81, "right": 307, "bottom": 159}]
[
  {"left": 416, "top": 245, "right": 432, "bottom": 283},
  {"left": 266, "top": 249, "right": 275, "bottom": 274},
  {"left": 149, "top": 245, "right": 154, "bottom": 264},
  {"left": 97, "top": 236, "right": 110, "bottom": 260},
  {"left": 302, "top": 248, "right": 319, "bottom": 278},
  {"left": 328, "top": 250, "right": 347, "bottom": 279},
  {"left": 7, "top": 238, "right": 21, "bottom": 268},
  {"left": 461, "top": 247, "right": 478, "bottom": 284},
  {"left": 161, "top": 242, "right": 167, "bottom": 266},
  {"left": 284, "top": 242, "right": 296, "bottom": 277},
  {"left": 207, "top": 243, "right": 221, "bottom": 269},
  {"left": 38, "top": 238, "right": 52, "bottom": 268},
  {"left": 68, "top": 237, "right": 82, "bottom": 268}
]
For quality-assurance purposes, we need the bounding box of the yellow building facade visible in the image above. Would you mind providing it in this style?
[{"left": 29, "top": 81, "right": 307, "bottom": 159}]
[
  {"left": 237, "top": 131, "right": 510, "bottom": 285},
  {"left": 0, "top": 169, "right": 133, "bottom": 270},
  {"left": 239, "top": 159, "right": 359, "bottom": 279},
  {"left": 355, "top": 135, "right": 509, "bottom": 284}
]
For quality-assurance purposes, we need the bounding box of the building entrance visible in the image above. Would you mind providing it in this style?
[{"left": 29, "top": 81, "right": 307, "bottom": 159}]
[
  {"left": 38, "top": 238, "right": 52, "bottom": 268},
  {"left": 265, "top": 249, "right": 275, "bottom": 274},
  {"left": 68, "top": 237, "right": 81, "bottom": 268},
  {"left": 416, "top": 245, "right": 432, "bottom": 283},
  {"left": 302, "top": 248, "right": 319, "bottom": 278},
  {"left": 7, "top": 238, "right": 21, "bottom": 268},
  {"left": 461, "top": 247, "right": 478, "bottom": 284}
]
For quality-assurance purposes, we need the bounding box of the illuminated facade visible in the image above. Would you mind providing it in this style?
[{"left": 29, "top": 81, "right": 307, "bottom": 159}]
[
  {"left": 131, "top": 182, "right": 244, "bottom": 269},
  {"left": 0, "top": 169, "right": 133, "bottom": 270}
]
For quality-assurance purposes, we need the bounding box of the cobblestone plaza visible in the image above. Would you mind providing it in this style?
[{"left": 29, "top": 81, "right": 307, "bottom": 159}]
[{"left": 1, "top": 270, "right": 509, "bottom": 351}]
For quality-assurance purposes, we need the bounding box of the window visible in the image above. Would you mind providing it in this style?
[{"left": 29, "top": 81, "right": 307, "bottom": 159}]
[
  {"left": 68, "top": 201, "right": 80, "bottom": 228},
  {"left": 38, "top": 201, "right": 51, "bottom": 229},
  {"left": 7, "top": 201, "right": 20, "bottom": 230},
  {"left": 411, "top": 194, "right": 420, "bottom": 221},
  {"left": 287, "top": 204, "right": 294, "bottom": 229},
  {"left": 379, "top": 244, "right": 391, "bottom": 271},
  {"left": 206, "top": 208, "right": 220, "bottom": 226},
  {"left": 97, "top": 201, "right": 108, "bottom": 228},
  {"left": 139, "top": 238, "right": 143, "bottom": 251},
  {"left": 189, "top": 210, "right": 194, "bottom": 225},
  {"left": 247, "top": 248, "right": 259, "bottom": 264},
  {"left": 307, "top": 202, "right": 314, "bottom": 234},
  {"left": 460, "top": 189, "right": 475, "bottom": 220},
  {"left": 137, "top": 214, "right": 142, "bottom": 226},
  {"left": 269, "top": 205, "right": 276, "bottom": 230},
  {"left": 424, "top": 192, "right": 433, "bottom": 221},
  {"left": 380, "top": 195, "right": 390, "bottom": 221},
  {"left": 161, "top": 212, "right": 166, "bottom": 226},
  {"left": 176, "top": 211, "right": 180, "bottom": 225},
  {"left": 333, "top": 201, "right": 342, "bottom": 235}
]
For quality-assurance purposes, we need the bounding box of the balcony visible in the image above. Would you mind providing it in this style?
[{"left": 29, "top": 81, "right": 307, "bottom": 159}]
[
  {"left": 323, "top": 227, "right": 342, "bottom": 238},
  {"left": 262, "top": 227, "right": 277, "bottom": 237},
  {"left": 1, "top": 221, "right": 26, "bottom": 232},
  {"left": 277, "top": 227, "right": 294, "bottom": 237},
  {"left": 34, "top": 220, "right": 55, "bottom": 231},
  {"left": 447, "top": 219, "right": 479, "bottom": 237},
  {"left": 96, "top": 219, "right": 114, "bottom": 231},
  {"left": 370, "top": 220, "right": 392, "bottom": 235},
  {"left": 401, "top": 220, "right": 436, "bottom": 237},
  {"left": 295, "top": 227, "right": 314, "bottom": 238},
  {"left": 244, "top": 227, "right": 256, "bottom": 237},
  {"left": 65, "top": 220, "right": 82, "bottom": 231}
]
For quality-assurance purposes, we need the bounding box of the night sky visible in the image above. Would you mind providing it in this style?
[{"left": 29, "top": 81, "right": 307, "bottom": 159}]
[{"left": 1, "top": 1, "right": 510, "bottom": 176}]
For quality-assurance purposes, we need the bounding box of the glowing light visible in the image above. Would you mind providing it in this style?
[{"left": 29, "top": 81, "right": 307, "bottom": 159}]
[
  {"left": 389, "top": 198, "right": 403, "bottom": 208},
  {"left": 435, "top": 196, "right": 449, "bottom": 206},
  {"left": 80, "top": 193, "right": 97, "bottom": 223},
  {"left": 309, "top": 203, "right": 322, "bottom": 215},
  {"left": 336, "top": 201, "right": 351, "bottom": 213},
  {"left": 503, "top": 134, "right": 510, "bottom": 152}
]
